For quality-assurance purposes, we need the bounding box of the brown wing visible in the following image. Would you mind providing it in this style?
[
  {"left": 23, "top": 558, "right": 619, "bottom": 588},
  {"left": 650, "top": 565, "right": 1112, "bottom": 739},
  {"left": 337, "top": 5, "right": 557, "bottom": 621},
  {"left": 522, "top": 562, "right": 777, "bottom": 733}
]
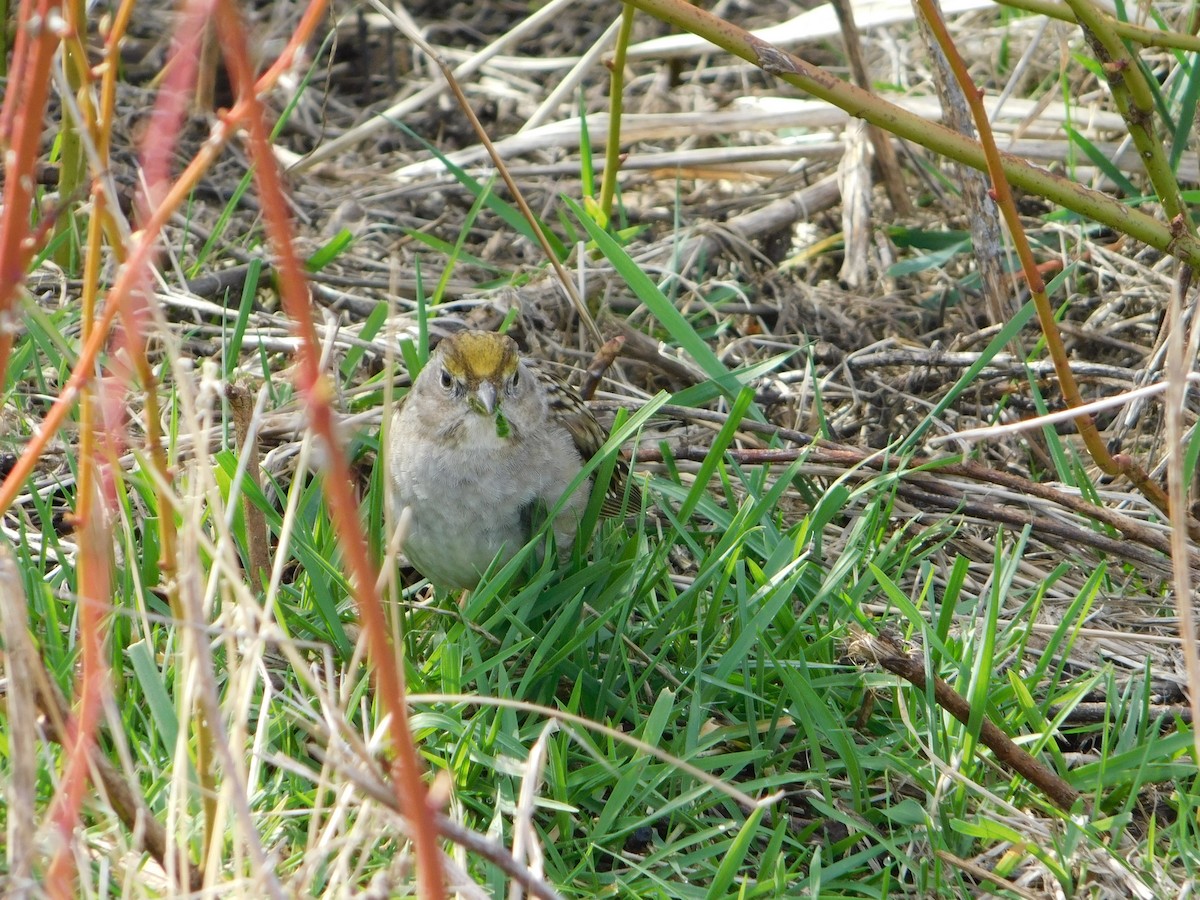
[{"left": 534, "top": 366, "right": 642, "bottom": 518}]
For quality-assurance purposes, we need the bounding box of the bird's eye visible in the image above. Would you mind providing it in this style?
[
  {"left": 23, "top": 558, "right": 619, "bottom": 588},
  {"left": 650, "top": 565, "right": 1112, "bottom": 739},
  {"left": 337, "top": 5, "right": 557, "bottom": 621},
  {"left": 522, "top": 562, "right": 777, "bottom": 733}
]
[
  {"left": 510, "top": 369, "right": 520, "bottom": 389},
  {"left": 440, "top": 369, "right": 453, "bottom": 391}
]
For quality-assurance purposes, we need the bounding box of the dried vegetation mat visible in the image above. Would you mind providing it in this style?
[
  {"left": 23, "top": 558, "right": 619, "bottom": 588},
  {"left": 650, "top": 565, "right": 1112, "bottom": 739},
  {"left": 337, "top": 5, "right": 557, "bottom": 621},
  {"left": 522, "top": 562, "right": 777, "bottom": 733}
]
[{"left": 3, "top": 0, "right": 1200, "bottom": 896}]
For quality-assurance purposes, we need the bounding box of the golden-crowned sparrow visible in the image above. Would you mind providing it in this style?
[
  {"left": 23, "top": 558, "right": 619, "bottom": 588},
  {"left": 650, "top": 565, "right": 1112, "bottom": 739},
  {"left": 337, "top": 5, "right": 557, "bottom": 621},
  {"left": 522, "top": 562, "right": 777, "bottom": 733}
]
[{"left": 389, "top": 330, "right": 637, "bottom": 589}]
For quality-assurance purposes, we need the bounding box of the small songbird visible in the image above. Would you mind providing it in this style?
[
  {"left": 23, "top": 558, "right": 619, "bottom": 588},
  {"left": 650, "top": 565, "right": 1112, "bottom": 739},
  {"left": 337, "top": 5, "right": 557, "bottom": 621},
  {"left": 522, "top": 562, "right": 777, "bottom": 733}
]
[{"left": 389, "top": 330, "right": 637, "bottom": 590}]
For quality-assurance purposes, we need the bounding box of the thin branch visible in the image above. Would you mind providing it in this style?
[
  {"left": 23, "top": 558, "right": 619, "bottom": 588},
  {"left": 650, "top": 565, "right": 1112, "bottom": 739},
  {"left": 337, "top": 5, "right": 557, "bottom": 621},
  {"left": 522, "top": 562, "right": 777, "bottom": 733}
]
[{"left": 847, "top": 629, "right": 1084, "bottom": 812}]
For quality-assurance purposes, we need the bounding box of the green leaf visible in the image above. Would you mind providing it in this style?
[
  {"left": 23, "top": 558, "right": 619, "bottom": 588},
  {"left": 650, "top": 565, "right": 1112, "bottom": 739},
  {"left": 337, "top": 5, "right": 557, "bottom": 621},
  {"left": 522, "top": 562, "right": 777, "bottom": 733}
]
[
  {"left": 886, "top": 227, "right": 972, "bottom": 250},
  {"left": 899, "top": 295, "right": 1039, "bottom": 451},
  {"left": 886, "top": 239, "right": 972, "bottom": 277},
  {"left": 564, "top": 196, "right": 764, "bottom": 420},
  {"left": 679, "top": 387, "right": 755, "bottom": 524},
  {"left": 706, "top": 806, "right": 766, "bottom": 899},
  {"left": 305, "top": 228, "right": 354, "bottom": 272},
  {"left": 393, "top": 122, "right": 568, "bottom": 260},
  {"left": 224, "top": 258, "right": 262, "bottom": 382},
  {"left": 1065, "top": 125, "right": 1138, "bottom": 196},
  {"left": 126, "top": 639, "right": 179, "bottom": 752}
]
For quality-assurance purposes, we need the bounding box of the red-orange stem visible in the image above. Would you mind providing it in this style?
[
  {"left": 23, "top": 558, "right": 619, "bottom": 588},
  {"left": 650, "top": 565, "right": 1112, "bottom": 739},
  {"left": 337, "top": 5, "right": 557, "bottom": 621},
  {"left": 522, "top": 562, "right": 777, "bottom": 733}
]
[{"left": 212, "top": 2, "right": 445, "bottom": 896}]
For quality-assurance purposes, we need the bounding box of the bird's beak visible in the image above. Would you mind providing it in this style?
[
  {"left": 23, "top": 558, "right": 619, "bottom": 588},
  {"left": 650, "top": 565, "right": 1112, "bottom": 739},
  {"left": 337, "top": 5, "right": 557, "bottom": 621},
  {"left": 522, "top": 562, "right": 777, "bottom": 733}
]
[{"left": 471, "top": 381, "right": 498, "bottom": 416}]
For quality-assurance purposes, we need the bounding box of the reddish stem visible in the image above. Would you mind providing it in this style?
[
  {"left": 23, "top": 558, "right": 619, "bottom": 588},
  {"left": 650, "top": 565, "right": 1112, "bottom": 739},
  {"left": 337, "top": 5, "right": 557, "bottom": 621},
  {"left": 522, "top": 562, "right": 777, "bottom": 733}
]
[
  {"left": 45, "top": 483, "right": 112, "bottom": 896},
  {"left": 211, "top": 2, "right": 445, "bottom": 896},
  {"left": 0, "top": 0, "right": 63, "bottom": 382}
]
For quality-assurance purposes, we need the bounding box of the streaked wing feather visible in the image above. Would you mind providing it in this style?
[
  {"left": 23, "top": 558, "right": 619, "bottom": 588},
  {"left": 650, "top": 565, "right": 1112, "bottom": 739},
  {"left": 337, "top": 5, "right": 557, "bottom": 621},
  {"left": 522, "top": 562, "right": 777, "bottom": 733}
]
[{"left": 533, "top": 365, "right": 642, "bottom": 517}]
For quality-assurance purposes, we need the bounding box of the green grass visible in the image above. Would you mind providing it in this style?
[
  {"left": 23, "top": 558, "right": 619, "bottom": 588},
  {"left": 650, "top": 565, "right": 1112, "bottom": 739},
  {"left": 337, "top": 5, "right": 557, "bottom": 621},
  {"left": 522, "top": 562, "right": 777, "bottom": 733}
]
[
  {"left": 4, "top": 308, "right": 1192, "bottom": 895},
  {"left": 2, "top": 166, "right": 1195, "bottom": 896}
]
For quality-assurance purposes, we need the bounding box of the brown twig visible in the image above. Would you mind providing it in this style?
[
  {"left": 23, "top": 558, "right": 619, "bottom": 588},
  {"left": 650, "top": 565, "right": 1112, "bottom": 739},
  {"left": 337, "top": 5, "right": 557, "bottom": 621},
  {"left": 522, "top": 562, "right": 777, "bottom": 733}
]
[
  {"left": 619, "top": 0, "right": 1200, "bottom": 266},
  {"left": 1049, "top": 702, "right": 1193, "bottom": 726},
  {"left": 0, "top": 0, "right": 62, "bottom": 383},
  {"left": 846, "top": 629, "right": 1083, "bottom": 812},
  {"left": 911, "top": 0, "right": 1012, "bottom": 329},
  {"left": 935, "top": 850, "right": 1044, "bottom": 900},
  {"left": 1162, "top": 267, "right": 1200, "bottom": 759},
  {"left": 580, "top": 335, "right": 626, "bottom": 401},
  {"left": 637, "top": 443, "right": 1174, "bottom": 573},
  {"left": 0, "top": 0, "right": 331, "bottom": 516},
  {"left": 226, "top": 383, "right": 272, "bottom": 589},
  {"left": 46, "top": 478, "right": 112, "bottom": 895}
]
